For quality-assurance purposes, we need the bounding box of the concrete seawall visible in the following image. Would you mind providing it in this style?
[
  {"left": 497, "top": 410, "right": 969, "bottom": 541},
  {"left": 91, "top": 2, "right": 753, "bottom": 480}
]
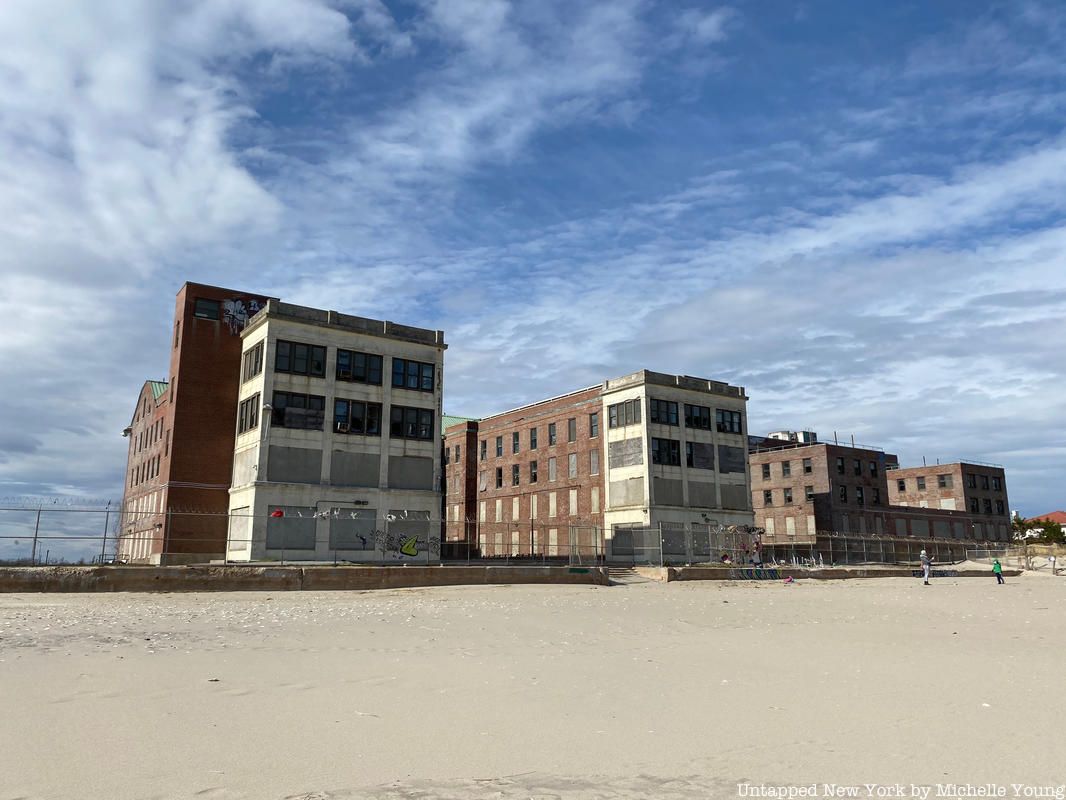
[
  {"left": 0, "top": 565, "right": 609, "bottom": 593},
  {"left": 665, "top": 566, "right": 1020, "bottom": 581}
]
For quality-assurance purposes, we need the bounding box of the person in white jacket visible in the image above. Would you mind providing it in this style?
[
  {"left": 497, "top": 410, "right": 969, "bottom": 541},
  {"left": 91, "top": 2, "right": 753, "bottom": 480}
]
[{"left": 920, "top": 549, "right": 931, "bottom": 585}]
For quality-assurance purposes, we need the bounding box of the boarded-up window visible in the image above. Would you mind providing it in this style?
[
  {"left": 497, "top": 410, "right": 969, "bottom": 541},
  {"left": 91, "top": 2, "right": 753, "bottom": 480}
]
[
  {"left": 608, "top": 438, "right": 644, "bottom": 468},
  {"left": 765, "top": 518, "right": 775, "bottom": 535},
  {"left": 590, "top": 450, "right": 600, "bottom": 475},
  {"left": 719, "top": 483, "right": 749, "bottom": 510},
  {"left": 591, "top": 487, "right": 600, "bottom": 514},
  {"left": 329, "top": 509, "right": 377, "bottom": 550},
  {"left": 568, "top": 453, "right": 577, "bottom": 478},
  {"left": 268, "top": 446, "right": 321, "bottom": 484},
  {"left": 717, "top": 444, "right": 746, "bottom": 474},
  {"left": 266, "top": 506, "right": 317, "bottom": 550},
  {"left": 548, "top": 457, "right": 557, "bottom": 481},
  {"left": 687, "top": 481, "right": 717, "bottom": 508},
  {"left": 531, "top": 494, "right": 538, "bottom": 519},
  {"left": 548, "top": 492, "right": 557, "bottom": 518},
  {"left": 569, "top": 489, "right": 578, "bottom": 516},
  {"left": 653, "top": 477, "right": 683, "bottom": 505},
  {"left": 806, "top": 515, "right": 816, "bottom": 534},
  {"left": 495, "top": 499, "right": 502, "bottom": 522},
  {"left": 609, "top": 477, "right": 645, "bottom": 507},
  {"left": 331, "top": 451, "right": 381, "bottom": 487},
  {"left": 661, "top": 523, "right": 686, "bottom": 555},
  {"left": 512, "top": 497, "right": 519, "bottom": 520},
  {"left": 479, "top": 501, "right": 486, "bottom": 523},
  {"left": 388, "top": 456, "right": 433, "bottom": 490},
  {"left": 688, "top": 441, "right": 715, "bottom": 470},
  {"left": 478, "top": 471, "right": 487, "bottom": 491}
]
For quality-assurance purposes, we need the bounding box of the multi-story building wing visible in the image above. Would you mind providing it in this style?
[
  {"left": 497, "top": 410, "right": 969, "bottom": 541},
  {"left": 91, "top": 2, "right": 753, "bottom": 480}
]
[
  {"left": 227, "top": 301, "right": 446, "bottom": 562},
  {"left": 119, "top": 282, "right": 269, "bottom": 564},
  {"left": 886, "top": 461, "right": 1011, "bottom": 540},
  {"left": 749, "top": 438, "right": 899, "bottom": 543},
  {"left": 442, "top": 369, "right": 753, "bottom": 562}
]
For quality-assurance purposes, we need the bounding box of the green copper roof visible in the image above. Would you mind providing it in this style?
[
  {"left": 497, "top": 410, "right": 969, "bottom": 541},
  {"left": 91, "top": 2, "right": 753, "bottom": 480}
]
[
  {"left": 442, "top": 414, "right": 478, "bottom": 432},
  {"left": 148, "top": 380, "right": 169, "bottom": 400}
]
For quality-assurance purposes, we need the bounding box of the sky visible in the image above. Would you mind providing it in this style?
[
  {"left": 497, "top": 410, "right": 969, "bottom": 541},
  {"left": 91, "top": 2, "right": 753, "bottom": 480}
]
[{"left": 0, "top": 0, "right": 1063, "bottom": 518}]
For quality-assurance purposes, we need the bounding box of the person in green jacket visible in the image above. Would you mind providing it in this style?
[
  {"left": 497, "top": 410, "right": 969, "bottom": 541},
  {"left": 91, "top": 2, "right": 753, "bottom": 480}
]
[{"left": 992, "top": 559, "right": 1005, "bottom": 585}]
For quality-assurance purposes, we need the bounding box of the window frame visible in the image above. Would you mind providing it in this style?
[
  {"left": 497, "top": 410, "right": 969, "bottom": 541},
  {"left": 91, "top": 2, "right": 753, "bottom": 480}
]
[
  {"left": 649, "top": 399, "right": 679, "bottom": 426},
  {"left": 683, "top": 403, "right": 712, "bottom": 430},
  {"left": 388, "top": 405, "right": 434, "bottom": 441},
  {"left": 650, "top": 437, "right": 681, "bottom": 466},
  {"left": 336, "top": 349, "right": 383, "bottom": 385},
  {"left": 193, "top": 298, "right": 221, "bottom": 320},
  {"left": 391, "top": 357, "right": 435, "bottom": 392},
  {"left": 275, "top": 340, "right": 326, "bottom": 378},
  {"left": 333, "top": 398, "right": 383, "bottom": 436}
]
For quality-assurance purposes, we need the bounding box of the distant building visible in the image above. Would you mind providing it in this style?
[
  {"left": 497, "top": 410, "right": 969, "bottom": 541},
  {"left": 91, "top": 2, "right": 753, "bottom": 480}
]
[
  {"left": 118, "top": 283, "right": 269, "bottom": 564},
  {"left": 749, "top": 432, "right": 1013, "bottom": 545},
  {"left": 226, "top": 300, "right": 446, "bottom": 562},
  {"left": 443, "top": 370, "right": 753, "bottom": 561},
  {"left": 748, "top": 436, "right": 899, "bottom": 543},
  {"left": 886, "top": 462, "right": 1011, "bottom": 540}
]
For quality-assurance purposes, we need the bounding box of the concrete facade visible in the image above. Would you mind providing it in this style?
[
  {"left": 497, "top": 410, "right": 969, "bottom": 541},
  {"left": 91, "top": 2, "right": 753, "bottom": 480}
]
[
  {"left": 226, "top": 301, "right": 447, "bottom": 563},
  {"left": 119, "top": 283, "right": 270, "bottom": 564}
]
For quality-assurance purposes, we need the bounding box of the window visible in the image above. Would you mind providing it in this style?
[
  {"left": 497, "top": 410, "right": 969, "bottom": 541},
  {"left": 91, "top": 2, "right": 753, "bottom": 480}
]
[
  {"left": 590, "top": 450, "right": 600, "bottom": 475},
  {"left": 455, "top": 444, "right": 461, "bottom": 462},
  {"left": 530, "top": 428, "right": 538, "bottom": 449},
  {"left": 530, "top": 461, "right": 538, "bottom": 483},
  {"left": 981, "top": 475, "right": 990, "bottom": 491},
  {"left": 275, "top": 340, "right": 326, "bottom": 377},
  {"left": 839, "top": 485, "right": 848, "bottom": 503},
  {"left": 782, "top": 461, "right": 791, "bottom": 477},
  {"left": 967, "top": 473, "right": 977, "bottom": 489},
  {"left": 836, "top": 458, "right": 845, "bottom": 475},
  {"left": 512, "top": 431, "right": 520, "bottom": 454},
  {"left": 480, "top": 440, "right": 487, "bottom": 460},
  {"left": 684, "top": 404, "right": 712, "bottom": 430},
  {"left": 391, "top": 358, "right": 434, "bottom": 392},
  {"left": 649, "top": 399, "right": 679, "bottom": 426},
  {"left": 495, "top": 468, "right": 503, "bottom": 489},
  {"left": 568, "top": 452, "right": 577, "bottom": 478},
  {"left": 803, "top": 458, "right": 812, "bottom": 474},
  {"left": 193, "top": 298, "right": 220, "bottom": 320},
  {"left": 686, "top": 441, "right": 714, "bottom": 470},
  {"left": 852, "top": 459, "right": 861, "bottom": 476},
  {"left": 762, "top": 463, "right": 771, "bottom": 480},
  {"left": 916, "top": 477, "right": 926, "bottom": 490},
  {"left": 443, "top": 447, "right": 450, "bottom": 465},
  {"left": 495, "top": 436, "right": 503, "bottom": 457},
  {"left": 174, "top": 321, "right": 180, "bottom": 348},
  {"left": 336, "top": 350, "right": 383, "bottom": 385},
  {"left": 995, "top": 499, "right": 1005, "bottom": 515},
  {"left": 872, "top": 488, "right": 881, "bottom": 505},
  {"left": 242, "top": 343, "right": 264, "bottom": 382},
  {"left": 937, "top": 474, "right": 951, "bottom": 489},
  {"left": 548, "top": 423, "right": 557, "bottom": 445},
  {"left": 389, "top": 406, "right": 433, "bottom": 440},
  {"left": 651, "top": 438, "right": 681, "bottom": 466},
  {"left": 478, "top": 471, "right": 486, "bottom": 493},
  {"left": 992, "top": 476, "right": 1002, "bottom": 491},
  {"left": 763, "top": 490, "right": 773, "bottom": 506},
  {"left": 333, "top": 399, "right": 382, "bottom": 435},
  {"left": 271, "top": 391, "right": 325, "bottom": 429},
  {"left": 869, "top": 461, "right": 878, "bottom": 477},
  {"left": 784, "top": 488, "right": 793, "bottom": 504},
  {"left": 548, "top": 457, "right": 557, "bottom": 481},
  {"left": 589, "top": 412, "right": 599, "bottom": 438},
  {"left": 512, "top": 464, "right": 520, "bottom": 487},
  {"left": 856, "top": 486, "right": 865, "bottom": 506},
  {"left": 805, "top": 485, "right": 815, "bottom": 501},
  {"left": 983, "top": 498, "right": 993, "bottom": 514},
  {"left": 970, "top": 497, "right": 980, "bottom": 513},
  {"left": 897, "top": 479, "right": 906, "bottom": 492},
  {"left": 567, "top": 417, "right": 577, "bottom": 442},
  {"left": 715, "top": 409, "right": 743, "bottom": 434},
  {"left": 607, "top": 399, "right": 641, "bottom": 428}
]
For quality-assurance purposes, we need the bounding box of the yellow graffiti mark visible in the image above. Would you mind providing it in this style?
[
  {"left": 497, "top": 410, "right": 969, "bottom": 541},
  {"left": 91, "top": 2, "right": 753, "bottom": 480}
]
[{"left": 400, "top": 537, "right": 419, "bottom": 557}]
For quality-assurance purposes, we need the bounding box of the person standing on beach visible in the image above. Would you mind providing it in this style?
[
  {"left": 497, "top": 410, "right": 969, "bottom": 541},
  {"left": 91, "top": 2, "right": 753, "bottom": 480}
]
[
  {"left": 992, "top": 559, "right": 1005, "bottom": 585},
  {"left": 920, "top": 549, "right": 931, "bottom": 585}
]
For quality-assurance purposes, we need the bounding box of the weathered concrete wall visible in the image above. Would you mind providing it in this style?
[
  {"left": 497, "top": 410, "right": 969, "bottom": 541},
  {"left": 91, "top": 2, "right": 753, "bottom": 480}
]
[
  {"left": 666, "top": 566, "right": 1021, "bottom": 582},
  {"left": 0, "top": 565, "right": 608, "bottom": 593}
]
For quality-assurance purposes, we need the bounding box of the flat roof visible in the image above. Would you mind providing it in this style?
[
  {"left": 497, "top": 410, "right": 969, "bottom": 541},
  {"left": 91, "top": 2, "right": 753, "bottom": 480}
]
[{"left": 244, "top": 299, "right": 446, "bottom": 348}]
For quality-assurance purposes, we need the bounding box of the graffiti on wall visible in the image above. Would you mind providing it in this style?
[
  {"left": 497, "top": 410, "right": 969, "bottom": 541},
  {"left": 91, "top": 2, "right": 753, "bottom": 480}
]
[{"left": 223, "top": 298, "right": 265, "bottom": 335}]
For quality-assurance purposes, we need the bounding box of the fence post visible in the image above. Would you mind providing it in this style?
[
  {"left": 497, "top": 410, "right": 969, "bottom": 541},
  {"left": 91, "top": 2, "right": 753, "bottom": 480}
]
[
  {"left": 31, "top": 507, "right": 41, "bottom": 565},
  {"left": 657, "top": 521, "right": 664, "bottom": 567},
  {"left": 101, "top": 507, "right": 111, "bottom": 564}
]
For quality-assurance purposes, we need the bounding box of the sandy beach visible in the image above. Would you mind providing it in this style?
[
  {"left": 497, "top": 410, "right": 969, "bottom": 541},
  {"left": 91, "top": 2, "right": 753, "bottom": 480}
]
[{"left": 1, "top": 574, "right": 1063, "bottom": 800}]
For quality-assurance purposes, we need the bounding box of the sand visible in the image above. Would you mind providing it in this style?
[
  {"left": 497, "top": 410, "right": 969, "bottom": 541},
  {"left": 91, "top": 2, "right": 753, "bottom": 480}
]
[{"left": 1, "top": 574, "right": 1063, "bottom": 800}]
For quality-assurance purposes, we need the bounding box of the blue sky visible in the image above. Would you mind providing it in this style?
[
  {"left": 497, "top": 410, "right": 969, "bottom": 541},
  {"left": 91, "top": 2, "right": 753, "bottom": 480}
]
[{"left": 0, "top": 0, "right": 1063, "bottom": 517}]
